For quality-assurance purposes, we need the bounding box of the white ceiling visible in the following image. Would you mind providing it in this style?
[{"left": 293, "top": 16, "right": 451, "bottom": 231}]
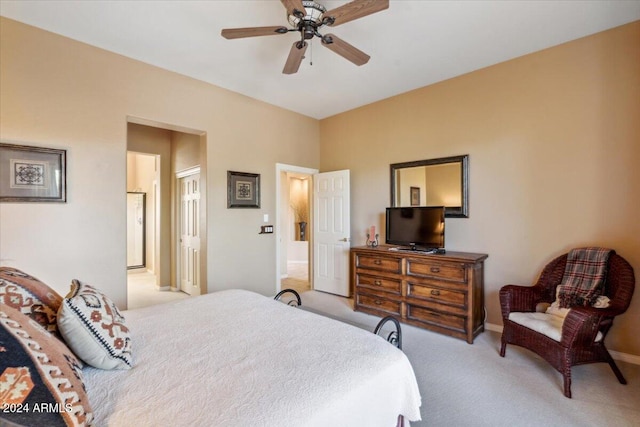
[{"left": 2, "top": 1, "right": 639, "bottom": 119}]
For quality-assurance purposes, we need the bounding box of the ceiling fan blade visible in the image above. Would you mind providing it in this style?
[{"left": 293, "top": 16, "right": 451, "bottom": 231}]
[
  {"left": 221, "top": 26, "right": 288, "bottom": 39},
  {"left": 324, "top": 0, "right": 389, "bottom": 27},
  {"left": 283, "top": 41, "right": 308, "bottom": 74},
  {"left": 321, "top": 34, "right": 370, "bottom": 66},
  {"left": 281, "top": 0, "right": 306, "bottom": 18}
]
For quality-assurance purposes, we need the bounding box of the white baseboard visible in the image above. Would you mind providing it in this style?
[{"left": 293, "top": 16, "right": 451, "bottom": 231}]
[
  {"left": 485, "top": 322, "right": 503, "bottom": 333},
  {"left": 609, "top": 350, "right": 640, "bottom": 365},
  {"left": 157, "top": 285, "right": 170, "bottom": 291},
  {"left": 485, "top": 322, "right": 639, "bottom": 365}
]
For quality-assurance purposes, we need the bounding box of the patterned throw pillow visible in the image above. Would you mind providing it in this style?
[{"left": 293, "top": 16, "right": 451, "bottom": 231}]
[
  {"left": 57, "top": 280, "right": 133, "bottom": 370},
  {"left": 0, "top": 303, "right": 93, "bottom": 427},
  {"left": 0, "top": 267, "right": 63, "bottom": 337}
]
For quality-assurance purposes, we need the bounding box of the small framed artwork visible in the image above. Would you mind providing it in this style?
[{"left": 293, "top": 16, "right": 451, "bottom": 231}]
[
  {"left": 227, "top": 170, "right": 260, "bottom": 208},
  {"left": 0, "top": 142, "right": 67, "bottom": 203},
  {"left": 410, "top": 186, "right": 420, "bottom": 206}
]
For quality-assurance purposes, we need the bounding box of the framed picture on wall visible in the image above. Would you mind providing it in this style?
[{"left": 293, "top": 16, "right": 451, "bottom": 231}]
[
  {"left": 0, "top": 142, "right": 67, "bottom": 203},
  {"left": 410, "top": 186, "right": 420, "bottom": 206},
  {"left": 227, "top": 170, "right": 260, "bottom": 208}
]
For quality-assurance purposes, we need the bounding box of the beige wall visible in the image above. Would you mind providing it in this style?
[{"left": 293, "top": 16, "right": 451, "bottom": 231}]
[
  {"left": 424, "top": 163, "right": 461, "bottom": 207},
  {"left": 171, "top": 132, "right": 201, "bottom": 174},
  {"left": 321, "top": 22, "right": 640, "bottom": 355},
  {"left": 170, "top": 130, "right": 203, "bottom": 294},
  {"left": 397, "top": 166, "right": 425, "bottom": 206},
  {"left": 1, "top": 16, "right": 638, "bottom": 356},
  {"left": 0, "top": 18, "right": 320, "bottom": 307}
]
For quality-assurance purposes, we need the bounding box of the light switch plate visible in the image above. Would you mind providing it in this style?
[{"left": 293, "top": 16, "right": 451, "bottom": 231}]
[{"left": 260, "top": 225, "right": 274, "bottom": 234}]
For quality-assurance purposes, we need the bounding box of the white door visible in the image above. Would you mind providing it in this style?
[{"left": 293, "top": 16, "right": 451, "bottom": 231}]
[
  {"left": 178, "top": 170, "right": 201, "bottom": 295},
  {"left": 313, "top": 170, "right": 351, "bottom": 296}
]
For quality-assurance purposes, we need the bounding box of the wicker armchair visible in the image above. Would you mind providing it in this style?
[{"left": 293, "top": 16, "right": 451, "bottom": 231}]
[{"left": 499, "top": 252, "right": 635, "bottom": 398}]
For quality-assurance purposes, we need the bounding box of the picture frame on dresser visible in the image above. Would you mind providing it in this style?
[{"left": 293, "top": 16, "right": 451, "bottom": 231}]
[{"left": 0, "top": 142, "right": 67, "bottom": 203}]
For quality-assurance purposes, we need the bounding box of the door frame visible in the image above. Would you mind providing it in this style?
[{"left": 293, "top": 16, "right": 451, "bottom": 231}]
[
  {"left": 275, "top": 163, "right": 318, "bottom": 293},
  {"left": 175, "top": 166, "right": 201, "bottom": 294}
]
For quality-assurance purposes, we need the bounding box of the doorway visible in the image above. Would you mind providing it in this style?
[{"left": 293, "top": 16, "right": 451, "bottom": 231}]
[
  {"left": 126, "top": 119, "right": 207, "bottom": 309},
  {"left": 176, "top": 167, "right": 201, "bottom": 296},
  {"left": 126, "top": 152, "right": 157, "bottom": 276},
  {"left": 275, "top": 164, "right": 318, "bottom": 294}
]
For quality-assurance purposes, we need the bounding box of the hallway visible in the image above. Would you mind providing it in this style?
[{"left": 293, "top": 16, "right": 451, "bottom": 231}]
[{"left": 127, "top": 271, "right": 189, "bottom": 310}]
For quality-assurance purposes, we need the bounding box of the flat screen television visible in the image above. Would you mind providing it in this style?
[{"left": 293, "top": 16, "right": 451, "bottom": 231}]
[{"left": 385, "top": 206, "right": 445, "bottom": 251}]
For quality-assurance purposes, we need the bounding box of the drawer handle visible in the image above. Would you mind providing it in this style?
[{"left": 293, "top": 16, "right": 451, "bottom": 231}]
[
  {"left": 374, "top": 259, "right": 382, "bottom": 265},
  {"left": 374, "top": 299, "right": 383, "bottom": 305},
  {"left": 430, "top": 267, "right": 440, "bottom": 273},
  {"left": 430, "top": 289, "right": 441, "bottom": 296},
  {"left": 374, "top": 280, "right": 382, "bottom": 286}
]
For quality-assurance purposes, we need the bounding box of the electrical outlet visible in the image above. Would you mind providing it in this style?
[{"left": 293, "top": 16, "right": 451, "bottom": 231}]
[{"left": 260, "top": 225, "right": 274, "bottom": 234}]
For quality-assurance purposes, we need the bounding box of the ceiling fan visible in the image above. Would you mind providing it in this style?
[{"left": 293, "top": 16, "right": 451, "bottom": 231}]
[{"left": 221, "top": 0, "right": 389, "bottom": 74}]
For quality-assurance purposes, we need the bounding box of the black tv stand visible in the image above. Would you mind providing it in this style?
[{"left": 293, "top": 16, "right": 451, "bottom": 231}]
[{"left": 389, "top": 246, "right": 446, "bottom": 254}]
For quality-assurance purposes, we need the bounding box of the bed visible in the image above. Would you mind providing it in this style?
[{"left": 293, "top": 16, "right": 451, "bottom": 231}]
[{"left": 81, "top": 289, "right": 422, "bottom": 426}]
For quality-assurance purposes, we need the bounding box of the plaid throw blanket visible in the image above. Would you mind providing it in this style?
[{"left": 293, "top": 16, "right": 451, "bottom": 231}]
[{"left": 558, "top": 247, "right": 614, "bottom": 308}]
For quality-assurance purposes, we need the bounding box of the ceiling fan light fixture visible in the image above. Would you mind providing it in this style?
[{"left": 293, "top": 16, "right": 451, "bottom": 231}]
[
  {"left": 321, "top": 34, "right": 333, "bottom": 44},
  {"left": 287, "top": 1, "right": 327, "bottom": 27},
  {"left": 222, "top": 0, "right": 389, "bottom": 74}
]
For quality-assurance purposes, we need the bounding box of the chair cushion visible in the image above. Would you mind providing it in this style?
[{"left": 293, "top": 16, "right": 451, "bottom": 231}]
[
  {"left": 545, "top": 286, "right": 610, "bottom": 319},
  {"left": 508, "top": 312, "right": 603, "bottom": 342},
  {"left": 57, "top": 280, "right": 133, "bottom": 370},
  {"left": 0, "top": 303, "right": 93, "bottom": 426},
  {"left": 0, "top": 267, "right": 63, "bottom": 337}
]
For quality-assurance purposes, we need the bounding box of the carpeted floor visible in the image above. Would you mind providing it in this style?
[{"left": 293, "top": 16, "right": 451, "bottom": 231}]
[
  {"left": 126, "top": 278, "right": 640, "bottom": 426},
  {"left": 299, "top": 290, "right": 640, "bottom": 427},
  {"left": 127, "top": 271, "right": 189, "bottom": 309},
  {"left": 280, "top": 261, "right": 310, "bottom": 294}
]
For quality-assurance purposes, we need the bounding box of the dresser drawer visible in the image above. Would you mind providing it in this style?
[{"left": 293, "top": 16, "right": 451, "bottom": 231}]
[
  {"left": 350, "top": 247, "right": 487, "bottom": 343},
  {"left": 356, "top": 292, "right": 401, "bottom": 315},
  {"left": 356, "top": 273, "right": 402, "bottom": 294},
  {"left": 356, "top": 254, "right": 402, "bottom": 273},
  {"left": 406, "top": 304, "right": 466, "bottom": 333},
  {"left": 406, "top": 259, "right": 466, "bottom": 283},
  {"left": 407, "top": 282, "right": 466, "bottom": 308}
]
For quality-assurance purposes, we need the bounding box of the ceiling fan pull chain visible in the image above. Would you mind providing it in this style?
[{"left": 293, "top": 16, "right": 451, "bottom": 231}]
[{"left": 310, "top": 39, "right": 313, "bottom": 66}]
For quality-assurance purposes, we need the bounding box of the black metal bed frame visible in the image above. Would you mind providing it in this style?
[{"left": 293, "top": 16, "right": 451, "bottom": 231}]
[
  {"left": 274, "top": 289, "right": 302, "bottom": 306},
  {"left": 274, "top": 288, "right": 403, "bottom": 350}
]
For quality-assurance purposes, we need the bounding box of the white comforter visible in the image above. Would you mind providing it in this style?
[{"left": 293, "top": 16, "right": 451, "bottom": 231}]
[{"left": 83, "top": 289, "right": 422, "bottom": 427}]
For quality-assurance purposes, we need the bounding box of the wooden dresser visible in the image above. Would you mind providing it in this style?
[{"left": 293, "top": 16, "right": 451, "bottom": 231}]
[{"left": 351, "top": 246, "right": 488, "bottom": 343}]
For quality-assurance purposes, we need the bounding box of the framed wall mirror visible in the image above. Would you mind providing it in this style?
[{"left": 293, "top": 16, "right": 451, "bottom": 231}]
[
  {"left": 126, "top": 192, "right": 146, "bottom": 269},
  {"left": 390, "top": 154, "right": 469, "bottom": 218}
]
